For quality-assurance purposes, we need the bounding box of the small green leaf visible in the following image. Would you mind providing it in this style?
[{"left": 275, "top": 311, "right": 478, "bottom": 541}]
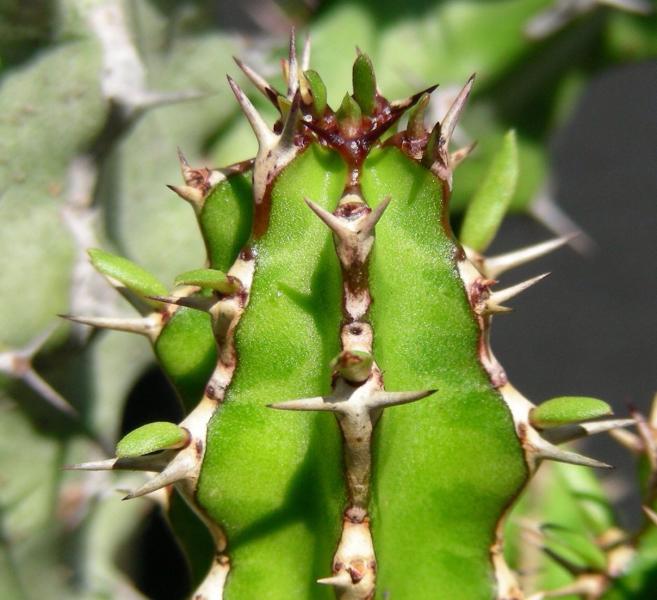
[
  {"left": 88, "top": 248, "right": 168, "bottom": 300},
  {"left": 174, "top": 268, "right": 241, "bottom": 294},
  {"left": 459, "top": 129, "right": 518, "bottom": 251},
  {"left": 116, "top": 422, "right": 189, "bottom": 458},
  {"left": 352, "top": 52, "right": 376, "bottom": 115},
  {"left": 530, "top": 396, "right": 613, "bottom": 429},
  {"left": 303, "top": 70, "right": 327, "bottom": 115},
  {"left": 336, "top": 93, "right": 362, "bottom": 137},
  {"left": 330, "top": 350, "right": 373, "bottom": 383}
]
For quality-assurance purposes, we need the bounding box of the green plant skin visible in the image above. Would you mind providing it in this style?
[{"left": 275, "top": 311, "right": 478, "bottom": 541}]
[
  {"left": 155, "top": 308, "right": 218, "bottom": 413},
  {"left": 190, "top": 143, "right": 527, "bottom": 598},
  {"left": 363, "top": 147, "right": 527, "bottom": 598},
  {"left": 153, "top": 174, "right": 253, "bottom": 413},
  {"left": 167, "top": 489, "right": 215, "bottom": 589},
  {"left": 198, "top": 144, "right": 347, "bottom": 599}
]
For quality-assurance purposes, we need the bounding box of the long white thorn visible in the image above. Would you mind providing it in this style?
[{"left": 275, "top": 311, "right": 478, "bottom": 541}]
[
  {"left": 535, "top": 441, "right": 612, "bottom": 469},
  {"left": 360, "top": 196, "right": 391, "bottom": 237},
  {"left": 226, "top": 75, "right": 275, "bottom": 147},
  {"left": 484, "top": 237, "right": 572, "bottom": 279},
  {"left": 541, "top": 418, "right": 635, "bottom": 445},
  {"left": 488, "top": 272, "right": 550, "bottom": 308},
  {"left": 268, "top": 396, "right": 337, "bottom": 412},
  {"left": 65, "top": 458, "right": 119, "bottom": 471},
  {"left": 61, "top": 314, "right": 159, "bottom": 340},
  {"left": 65, "top": 453, "right": 170, "bottom": 472},
  {"left": 440, "top": 74, "right": 475, "bottom": 147},
  {"left": 366, "top": 389, "right": 435, "bottom": 410}
]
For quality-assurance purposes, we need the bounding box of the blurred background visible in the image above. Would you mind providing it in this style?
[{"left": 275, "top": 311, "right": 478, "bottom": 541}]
[{"left": 0, "top": 0, "right": 655, "bottom": 598}]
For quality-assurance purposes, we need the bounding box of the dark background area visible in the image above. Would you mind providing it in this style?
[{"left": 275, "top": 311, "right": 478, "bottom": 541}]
[{"left": 492, "top": 60, "right": 657, "bottom": 522}]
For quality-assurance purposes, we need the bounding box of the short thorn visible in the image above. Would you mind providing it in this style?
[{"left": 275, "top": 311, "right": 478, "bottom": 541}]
[
  {"left": 450, "top": 140, "right": 477, "bottom": 168},
  {"left": 483, "top": 236, "right": 573, "bottom": 279},
  {"left": 360, "top": 196, "right": 392, "bottom": 236},
  {"left": 177, "top": 146, "right": 191, "bottom": 174},
  {"left": 304, "top": 198, "right": 350, "bottom": 240},
  {"left": 390, "top": 83, "right": 439, "bottom": 111},
  {"left": 268, "top": 396, "right": 335, "bottom": 412},
  {"left": 317, "top": 572, "right": 352, "bottom": 588},
  {"left": 166, "top": 184, "right": 204, "bottom": 207},
  {"left": 488, "top": 272, "right": 550, "bottom": 309},
  {"left": 440, "top": 74, "right": 475, "bottom": 148}
]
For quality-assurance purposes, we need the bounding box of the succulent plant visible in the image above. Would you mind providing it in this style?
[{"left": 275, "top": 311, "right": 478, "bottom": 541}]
[
  {"left": 61, "top": 26, "right": 657, "bottom": 600},
  {"left": 2, "top": 1, "right": 656, "bottom": 599}
]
